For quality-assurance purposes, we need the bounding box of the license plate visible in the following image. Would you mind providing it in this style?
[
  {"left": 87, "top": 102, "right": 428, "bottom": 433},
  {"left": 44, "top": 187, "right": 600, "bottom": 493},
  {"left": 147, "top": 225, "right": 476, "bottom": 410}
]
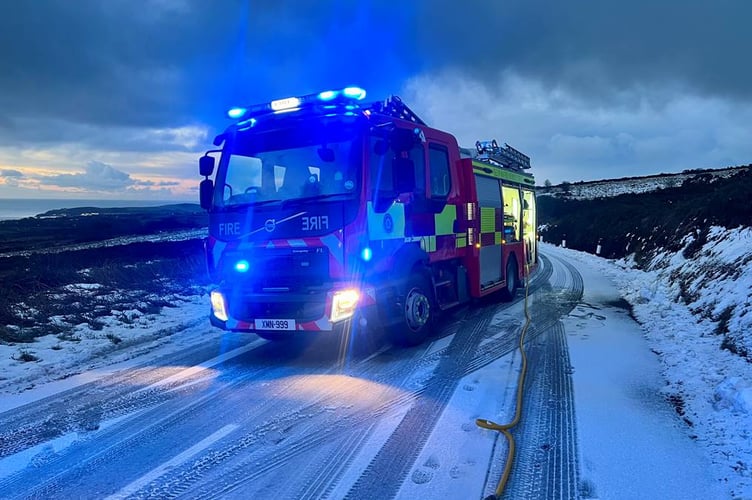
[{"left": 254, "top": 319, "right": 296, "bottom": 331}]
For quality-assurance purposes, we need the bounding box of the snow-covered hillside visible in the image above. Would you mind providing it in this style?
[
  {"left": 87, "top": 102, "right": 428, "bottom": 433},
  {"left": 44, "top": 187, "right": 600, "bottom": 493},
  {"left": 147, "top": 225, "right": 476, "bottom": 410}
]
[
  {"left": 638, "top": 225, "right": 752, "bottom": 360},
  {"left": 539, "top": 166, "right": 747, "bottom": 200}
]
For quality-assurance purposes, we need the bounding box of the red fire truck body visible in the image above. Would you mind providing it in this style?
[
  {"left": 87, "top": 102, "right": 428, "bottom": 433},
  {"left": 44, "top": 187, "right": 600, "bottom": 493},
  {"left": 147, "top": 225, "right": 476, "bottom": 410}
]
[{"left": 199, "top": 87, "right": 537, "bottom": 345}]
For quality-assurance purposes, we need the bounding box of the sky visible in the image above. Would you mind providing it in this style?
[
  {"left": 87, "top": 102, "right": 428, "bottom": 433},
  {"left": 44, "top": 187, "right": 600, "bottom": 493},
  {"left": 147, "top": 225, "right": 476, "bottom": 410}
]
[{"left": 1, "top": 0, "right": 751, "bottom": 201}]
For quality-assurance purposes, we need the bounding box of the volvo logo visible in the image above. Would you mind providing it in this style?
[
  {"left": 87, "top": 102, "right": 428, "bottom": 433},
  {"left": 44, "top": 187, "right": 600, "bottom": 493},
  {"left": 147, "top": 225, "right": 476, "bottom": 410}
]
[
  {"left": 383, "top": 214, "right": 394, "bottom": 233},
  {"left": 264, "top": 219, "right": 276, "bottom": 232}
]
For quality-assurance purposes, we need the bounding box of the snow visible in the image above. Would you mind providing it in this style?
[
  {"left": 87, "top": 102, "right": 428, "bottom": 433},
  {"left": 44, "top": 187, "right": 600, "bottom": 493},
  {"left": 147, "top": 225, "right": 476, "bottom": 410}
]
[
  {"left": 539, "top": 167, "right": 745, "bottom": 200},
  {"left": 550, "top": 239, "right": 752, "bottom": 498},
  {"left": 1, "top": 233, "right": 751, "bottom": 497},
  {"left": 561, "top": 249, "right": 722, "bottom": 499},
  {"left": 0, "top": 294, "right": 213, "bottom": 399}
]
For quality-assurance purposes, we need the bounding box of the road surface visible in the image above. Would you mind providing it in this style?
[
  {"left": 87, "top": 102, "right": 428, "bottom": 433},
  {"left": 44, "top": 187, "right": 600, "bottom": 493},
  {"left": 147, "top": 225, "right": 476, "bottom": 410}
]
[{"left": 0, "top": 247, "right": 720, "bottom": 499}]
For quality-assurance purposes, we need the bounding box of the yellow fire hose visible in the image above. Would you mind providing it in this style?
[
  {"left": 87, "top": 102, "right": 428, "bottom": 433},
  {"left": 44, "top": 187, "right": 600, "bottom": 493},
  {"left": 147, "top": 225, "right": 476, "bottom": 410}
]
[{"left": 476, "top": 263, "right": 532, "bottom": 499}]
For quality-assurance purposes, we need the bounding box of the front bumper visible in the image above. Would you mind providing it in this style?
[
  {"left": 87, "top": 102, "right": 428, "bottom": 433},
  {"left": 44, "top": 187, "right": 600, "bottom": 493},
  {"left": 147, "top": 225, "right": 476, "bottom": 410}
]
[{"left": 209, "top": 284, "right": 377, "bottom": 333}]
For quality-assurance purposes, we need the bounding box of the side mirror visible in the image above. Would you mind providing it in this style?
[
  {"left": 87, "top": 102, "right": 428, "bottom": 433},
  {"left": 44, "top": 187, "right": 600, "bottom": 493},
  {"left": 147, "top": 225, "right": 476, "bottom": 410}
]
[
  {"left": 392, "top": 157, "right": 416, "bottom": 193},
  {"left": 199, "top": 155, "right": 215, "bottom": 177},
  {"left": 200, "top": 179, "right": 214, "bottom": 210},
  {"left": 390, "top": 128, "right": 418, "bottom": 153}
]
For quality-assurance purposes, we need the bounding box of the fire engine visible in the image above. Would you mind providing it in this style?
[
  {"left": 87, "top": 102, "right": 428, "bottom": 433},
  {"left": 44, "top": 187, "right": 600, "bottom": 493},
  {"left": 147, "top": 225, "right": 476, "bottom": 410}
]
[{"left": 199, "top": 87, "right": 537, "bottom": 346}]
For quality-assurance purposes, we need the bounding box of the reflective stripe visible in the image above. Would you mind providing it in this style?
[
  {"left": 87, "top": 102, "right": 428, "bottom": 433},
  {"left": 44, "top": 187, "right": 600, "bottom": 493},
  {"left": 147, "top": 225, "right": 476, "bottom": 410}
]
[
  {"left": 480, "top": 207, "right": 496, "bottom": 234},
  {"left": 367, "top": 201, "right": 405, "bottom": 240},
  {"left": 434, "top": 204, "right": 456, "bottom": 235}
]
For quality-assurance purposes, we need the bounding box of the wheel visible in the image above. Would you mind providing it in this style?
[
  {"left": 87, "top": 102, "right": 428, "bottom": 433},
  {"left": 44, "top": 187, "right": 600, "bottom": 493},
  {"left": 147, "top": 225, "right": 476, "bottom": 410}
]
[
  {"left": 500, "top": 257, "right": 518, "bottom": 302},
  {"left": 390, "top": 272, "right": 434, "bottom": 346}
]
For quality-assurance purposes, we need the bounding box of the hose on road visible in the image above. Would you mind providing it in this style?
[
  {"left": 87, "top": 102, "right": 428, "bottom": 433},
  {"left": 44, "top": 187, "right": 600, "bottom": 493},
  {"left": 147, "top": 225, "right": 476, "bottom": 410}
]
[{"left": 476, "top": 263, "right": 532, "bottom": 500}]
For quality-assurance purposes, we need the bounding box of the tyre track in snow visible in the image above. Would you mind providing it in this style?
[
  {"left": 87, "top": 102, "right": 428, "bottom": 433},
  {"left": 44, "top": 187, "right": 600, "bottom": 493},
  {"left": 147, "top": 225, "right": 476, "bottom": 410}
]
[
  {"left": 0, "top": 339, "right": 380, "bottom": 499},
  {"left": 119, "top": 264, "right": 555, "bottom": 499},
  {"left": 136, "top": 331, "right": 464, "bottom": 499},
  {"left": 176, "top": 260, "right": 557, "bottom": 499},
  {"left": 1, "top": 255, "right": 557, "bottom": 499},
  {"left": 494, "top": 251, "right": 583, "bottom": 500},
  {"left": 2, "top": 323, "right": 453, "bottom": 499},
  {"left": 340, "top": 257, "right": 557, "bottom": 500},
  {"left": 0, "top": 336, "right": 263, "bottom": 460}
]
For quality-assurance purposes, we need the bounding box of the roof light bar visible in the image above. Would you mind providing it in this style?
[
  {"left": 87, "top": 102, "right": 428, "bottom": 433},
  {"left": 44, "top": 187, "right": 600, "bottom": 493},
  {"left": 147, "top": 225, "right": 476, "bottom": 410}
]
[{"left": 225, "top": 86, "right": 367, "bottom": 122}]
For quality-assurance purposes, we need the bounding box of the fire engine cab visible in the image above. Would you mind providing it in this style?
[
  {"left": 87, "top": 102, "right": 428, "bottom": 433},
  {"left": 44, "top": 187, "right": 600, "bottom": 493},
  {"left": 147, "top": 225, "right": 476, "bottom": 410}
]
[{"left": 199, "top": 87, "right": 537, "bottom": 345}]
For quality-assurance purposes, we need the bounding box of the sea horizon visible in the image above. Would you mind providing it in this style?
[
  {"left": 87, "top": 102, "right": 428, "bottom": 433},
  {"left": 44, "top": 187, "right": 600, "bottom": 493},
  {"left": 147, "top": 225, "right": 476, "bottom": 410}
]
[{"left": 0, "top": 198, "right": 197, "bottom": 221}]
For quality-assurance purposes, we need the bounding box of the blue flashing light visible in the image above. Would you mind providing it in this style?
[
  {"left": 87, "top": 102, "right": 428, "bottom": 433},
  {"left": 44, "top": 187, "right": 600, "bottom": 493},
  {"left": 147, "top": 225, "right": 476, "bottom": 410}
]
[
  {"left": 270, "top": 96, "right": 302, "bottom": 111},
  {"left": 234, "top": 259, "right": 250, "bottom": 273},
  {"left": 227, "top": 107, "right": 247, "bottom": 119},
  {"left": 342, "top": 87, "right": 366, "bottom": 100},
  {"left": 361, "top": 247, "right": 373, "bottom": 262},
  {"left": 318, "top": 90, "right": 338, "bottom": 101}
]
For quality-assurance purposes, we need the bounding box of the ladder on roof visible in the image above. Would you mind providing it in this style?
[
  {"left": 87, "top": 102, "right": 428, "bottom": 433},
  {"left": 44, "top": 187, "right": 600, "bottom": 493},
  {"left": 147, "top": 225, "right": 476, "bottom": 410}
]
[
  {"left": 369, "top": 95, "right": 426, "bottom": 126},
  {"left": 475, "top": 139, "right": 531, "bottom": 170}
]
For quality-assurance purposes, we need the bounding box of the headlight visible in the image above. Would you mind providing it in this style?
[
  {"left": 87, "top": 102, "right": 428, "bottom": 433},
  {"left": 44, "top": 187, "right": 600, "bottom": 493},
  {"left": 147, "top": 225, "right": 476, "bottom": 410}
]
[
  {"left": 330, "top": 289, "right": 360, "bottom": 323},
  {"left": 210, "top": 290, "right": 229, "bottom": 322}
]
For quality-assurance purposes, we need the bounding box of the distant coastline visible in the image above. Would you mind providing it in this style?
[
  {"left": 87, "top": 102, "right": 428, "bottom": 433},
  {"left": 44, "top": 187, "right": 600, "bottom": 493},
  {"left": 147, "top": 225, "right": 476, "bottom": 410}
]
[{"left": 0, "top": 198, "right": 196, "bottom": 220}]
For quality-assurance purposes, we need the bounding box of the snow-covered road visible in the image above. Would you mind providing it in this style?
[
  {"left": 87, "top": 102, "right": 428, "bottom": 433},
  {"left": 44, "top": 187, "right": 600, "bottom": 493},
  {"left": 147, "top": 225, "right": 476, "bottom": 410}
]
[{"left": 0, "top": 246, "right": 736, "bottom": 499}]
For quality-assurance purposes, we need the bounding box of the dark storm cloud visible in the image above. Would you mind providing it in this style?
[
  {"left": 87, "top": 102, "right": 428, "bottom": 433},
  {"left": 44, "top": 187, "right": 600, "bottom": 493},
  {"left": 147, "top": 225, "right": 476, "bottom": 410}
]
[
  {"left": 0, "top": 0, "right": 233, "bottom": 129},
  {"left": 0, "top": 0, "right": 749, "bottom": 165},
  {"left": 40, "top": 161, "right": 135, "bottom": 190},
  {"left": 417, "top": 0, "right": 752, "bottom": 103}
]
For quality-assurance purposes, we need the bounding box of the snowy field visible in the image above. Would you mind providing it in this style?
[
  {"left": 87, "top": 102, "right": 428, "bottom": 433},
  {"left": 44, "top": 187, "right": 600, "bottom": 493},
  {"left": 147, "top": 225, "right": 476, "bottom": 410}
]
[{"left": 1, "top": 238, "right": 750, "bottom": 498}]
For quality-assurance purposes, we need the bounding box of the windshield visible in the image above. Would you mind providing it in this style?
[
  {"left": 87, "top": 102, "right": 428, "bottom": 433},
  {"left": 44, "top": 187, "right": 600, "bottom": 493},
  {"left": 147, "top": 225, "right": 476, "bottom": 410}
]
[{"left": 215, "top": 125, "right": 363, "bottom": 208}]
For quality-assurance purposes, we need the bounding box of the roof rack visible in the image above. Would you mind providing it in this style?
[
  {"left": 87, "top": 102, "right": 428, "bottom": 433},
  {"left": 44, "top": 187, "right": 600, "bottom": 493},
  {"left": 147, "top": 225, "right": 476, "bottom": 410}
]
[
  {"left": 368, "top": 95, "right": 426, "bottom": 126},
  {"left": 475, "top": 139, "right": 531, "bottom": 170}
]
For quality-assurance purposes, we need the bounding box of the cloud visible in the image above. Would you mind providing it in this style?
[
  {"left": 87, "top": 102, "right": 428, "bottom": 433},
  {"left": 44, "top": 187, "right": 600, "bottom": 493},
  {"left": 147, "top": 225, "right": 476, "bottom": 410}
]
[
  {"left": 0, "top": 1, "right": 749, "bottom": 197},
  {"left": 1, "top": 169, "right": 23, "bottom": 177},
  {"left": 403, "top": 70, "right": 752, "bottom": 183},
  {"left": 40, "top": 161, "right": 135, "bottom": 191}
]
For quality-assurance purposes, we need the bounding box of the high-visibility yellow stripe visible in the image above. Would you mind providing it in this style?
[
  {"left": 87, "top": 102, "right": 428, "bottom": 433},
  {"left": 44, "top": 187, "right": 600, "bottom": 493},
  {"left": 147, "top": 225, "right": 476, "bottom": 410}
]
[
  {"left": 480, "top": 207, "right": 496, "bottom": 234},
  {"left": 434, "top": 204, "right": 456, "bottom": 235},
  {"left": 419, "top": 235, "right": 436, "bottom": 252}
]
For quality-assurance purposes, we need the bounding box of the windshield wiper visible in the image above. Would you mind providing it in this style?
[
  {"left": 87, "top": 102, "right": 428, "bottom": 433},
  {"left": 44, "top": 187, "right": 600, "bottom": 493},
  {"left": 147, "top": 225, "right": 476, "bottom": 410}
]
[
  {"left": 282, "top": 193, "right": 352, "bottom": 207},
  {"left": 220, "top": 199, "right": 282, "bottom": 211}
]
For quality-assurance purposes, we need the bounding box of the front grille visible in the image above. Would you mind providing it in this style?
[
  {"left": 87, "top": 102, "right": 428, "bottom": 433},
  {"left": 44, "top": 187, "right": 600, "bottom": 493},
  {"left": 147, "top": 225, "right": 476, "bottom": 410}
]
[
  {"left": 223, "top": 247, "right": 330, "bottom": 293},
  {"left": 230, "top": 293, "right": 326, "bottom": 323}
]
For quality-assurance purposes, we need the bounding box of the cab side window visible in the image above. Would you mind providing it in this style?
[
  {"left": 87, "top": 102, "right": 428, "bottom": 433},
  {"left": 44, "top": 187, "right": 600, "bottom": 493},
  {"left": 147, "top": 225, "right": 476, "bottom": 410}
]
[
  {"left": 428, "top": 144, "right": 451, "bottom": 198},
  {"left": 368, "top": 135, "right": 425, "bottom": 196}
]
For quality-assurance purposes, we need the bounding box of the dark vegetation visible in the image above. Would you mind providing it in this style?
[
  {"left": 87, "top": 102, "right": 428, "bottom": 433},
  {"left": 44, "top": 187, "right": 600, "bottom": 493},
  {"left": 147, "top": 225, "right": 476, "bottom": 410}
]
[
  {"left": 538, "top": 167, "right": 752, "bottom": 265},
  {"left": 0, "top": 205, "right": 209, "bottom": 345},
  {"left": 0, "top": 203, "right": 206, "bottom": 254},
  {"left": 538, "top": 166, "right": 752, "bottom": 360}
]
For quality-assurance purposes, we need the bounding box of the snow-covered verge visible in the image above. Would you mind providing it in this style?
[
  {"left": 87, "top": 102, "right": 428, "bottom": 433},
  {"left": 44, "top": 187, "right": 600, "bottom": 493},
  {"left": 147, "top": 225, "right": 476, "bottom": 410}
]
[
  {"left": 648, "top": 225, "right": 752, "bottom": 359},
  {"left": 549, "top": 237, "right": 752, "bottom": 497},
  {"left": 0, "top": 293, "right": 210, "bottom": 396}
]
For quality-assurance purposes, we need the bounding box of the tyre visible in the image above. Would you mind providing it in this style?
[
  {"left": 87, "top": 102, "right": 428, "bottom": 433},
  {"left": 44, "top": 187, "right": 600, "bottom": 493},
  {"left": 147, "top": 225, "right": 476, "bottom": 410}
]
[
  {"left": 390, "top": 272, "right": 434, "bottom": 346},
  {"left": 500, "top": 257, "right": 518, "bottom": 302}
]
